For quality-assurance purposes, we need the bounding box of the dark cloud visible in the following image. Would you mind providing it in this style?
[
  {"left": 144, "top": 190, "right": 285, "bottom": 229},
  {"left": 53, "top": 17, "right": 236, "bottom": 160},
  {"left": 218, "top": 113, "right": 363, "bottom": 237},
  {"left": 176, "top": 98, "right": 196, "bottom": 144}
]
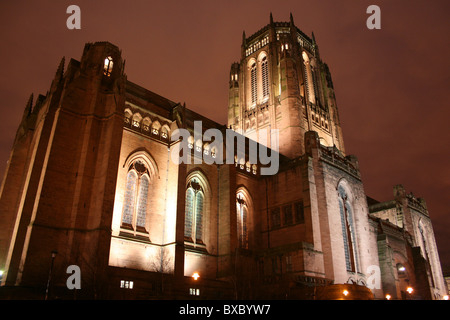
[{"left": 0, "top": 0, "right": 448, "bottom": 267}]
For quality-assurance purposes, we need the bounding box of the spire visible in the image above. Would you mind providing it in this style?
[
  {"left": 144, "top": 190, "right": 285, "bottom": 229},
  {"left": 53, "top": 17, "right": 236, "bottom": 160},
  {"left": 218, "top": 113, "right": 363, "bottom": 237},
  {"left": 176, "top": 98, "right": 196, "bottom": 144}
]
[
  {"left": 49, "top": 56, "right": 65, "bottom": 92},
  {"left": 242, "top": 30, "right": 246, "bottom": 46},
  {"left": 23, "top": 93, "right": 33, "bottom": 119},
  {"left": 311, "top": 31, "right": 320, "bottom": 57},
  {"left": 289, "top": 13, "right": 296, "bottom": 36},
  {"left": 268, "top": 12, "right": 276, "bottom": 42},
  {"left": 55, "top": 56, "right": 65, "bottom": 80}
]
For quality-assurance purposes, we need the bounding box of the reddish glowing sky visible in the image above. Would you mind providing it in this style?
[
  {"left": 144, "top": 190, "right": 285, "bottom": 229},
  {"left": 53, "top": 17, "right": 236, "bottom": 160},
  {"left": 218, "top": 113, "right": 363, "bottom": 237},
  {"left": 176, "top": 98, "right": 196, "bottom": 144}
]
[{"left": 0, "top": 1, "right": 449, "bottom": 269}]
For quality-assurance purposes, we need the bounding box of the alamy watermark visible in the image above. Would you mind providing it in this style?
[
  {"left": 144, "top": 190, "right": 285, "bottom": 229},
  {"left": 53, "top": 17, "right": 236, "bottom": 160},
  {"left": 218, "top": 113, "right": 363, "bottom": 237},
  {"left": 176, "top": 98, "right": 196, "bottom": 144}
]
[
  {"left": 66, "top": 5, "right": 81, "bottom": 30},
  {"left": 367, "top": 5, "right": 381, "bottom": 30},
  {"left": 65, "top": 5, "right": 381, "bottom": 31},
  {"left": 366, "top": 265, "right": 381, "bottom": 289},
  {"left": 66, "top": 265, "right": 81, "bottom": 289}
]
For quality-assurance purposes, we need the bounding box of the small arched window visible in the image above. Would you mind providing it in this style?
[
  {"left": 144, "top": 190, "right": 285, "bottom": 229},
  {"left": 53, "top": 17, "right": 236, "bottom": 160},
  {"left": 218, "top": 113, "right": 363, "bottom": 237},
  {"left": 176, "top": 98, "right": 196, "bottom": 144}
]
[
  {"left": 121, "top": 160, "right": 150, "bottom": 233},
  {"left": 132, "top": 113, "right": 142, "bottom": 128},
  {"left": 104, "top": 56, "right": 113, "bottom": 76},
  {"left": 142, "top": 117, "right": 151, "bottom": 132},
  {"left": 124, "top": 109, "right": 132, "bottom": 125},
  {"left": 161, "top": 125, "right": 170, "bottom": 139},
  {"left": 151, "top": 120, "right": 161, "bottom": 135},
  {"left": 184, "top": 179, "right": 204, "bottom": 244}
]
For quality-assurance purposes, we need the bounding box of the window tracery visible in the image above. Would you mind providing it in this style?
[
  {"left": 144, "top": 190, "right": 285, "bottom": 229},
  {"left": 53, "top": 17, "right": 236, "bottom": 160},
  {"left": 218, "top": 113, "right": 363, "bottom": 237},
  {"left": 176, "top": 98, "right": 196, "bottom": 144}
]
[
  {"left": 121, "top": 160, "right": 150, "bottom": 233},
  {"left": 338, "top": 184, "right": 359, "bottom": 273},
  {"left": 185, "top": 178, "right": 205, "bottom": 244}
]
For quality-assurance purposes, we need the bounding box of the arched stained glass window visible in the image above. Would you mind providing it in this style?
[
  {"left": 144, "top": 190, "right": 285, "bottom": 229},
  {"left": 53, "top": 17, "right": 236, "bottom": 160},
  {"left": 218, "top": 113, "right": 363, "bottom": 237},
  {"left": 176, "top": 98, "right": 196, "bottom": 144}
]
[
  {"left": 195, "top": 192, "right": 204, "bottom": 242},
  {"left": 338, "top": 185, "right": 359, "bottom": 273},
  {"left": 136, "top": 175, "right": 149, "bottom": 229},
  {"left": 184, "top": 179, "right": 204, "bottom": 244},
  {"left": 104, "top": 56, "right": 113, "bottom": 76},
  {"left": 236, "top": 192, "right": 249, "bottom": 249},
  {"left": 121, "top": 160, "right": 150, "bottom": 234},
  {"left": 184, "top": 188, "right": 195, "bottom": 239},
  {"left": 122, "top": 171, "right": 137, "bottom": 226}
]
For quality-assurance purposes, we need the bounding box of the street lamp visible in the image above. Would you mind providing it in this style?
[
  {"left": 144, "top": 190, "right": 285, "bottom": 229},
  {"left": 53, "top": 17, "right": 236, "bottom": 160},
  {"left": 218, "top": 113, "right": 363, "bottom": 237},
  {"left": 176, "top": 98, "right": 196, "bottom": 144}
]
[
  {"left": 385, "top": 294, "right": 391, "bottom": 300},
  {"left": 45, "top": 250, "right": 58, "bottom": 300},
  {"left": 343, "top": 290, "right": 349, "bottom": 297},
  {"left": 405, "top": 286, "right": 413, "bottom": 300},
  {"left": 192, "top": 272, "right": 200, "bottom": 281}
]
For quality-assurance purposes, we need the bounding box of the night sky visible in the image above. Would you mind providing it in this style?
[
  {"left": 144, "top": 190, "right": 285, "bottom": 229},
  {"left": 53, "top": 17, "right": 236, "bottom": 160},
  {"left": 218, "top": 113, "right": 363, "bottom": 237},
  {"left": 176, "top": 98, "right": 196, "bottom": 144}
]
[{"left": 0, "top": 1, "right": 449, "bottom": 269}]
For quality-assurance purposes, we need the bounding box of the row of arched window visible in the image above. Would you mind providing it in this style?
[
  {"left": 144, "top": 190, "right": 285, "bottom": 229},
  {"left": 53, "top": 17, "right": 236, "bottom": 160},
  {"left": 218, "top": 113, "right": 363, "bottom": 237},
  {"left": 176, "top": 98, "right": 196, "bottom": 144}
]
[
  {"left": 124, "top": 108, "right": 171, "bottom": 139},
  {"left": 245, "top": 35, "right": 269, "bottom": 57},
  {"left": 120, "top": 157, "right": 359, "bottom": 276},
  {"left": 247, "top": 50, "right": 318, "bottom": 109},
  {"left": 235, "top": 157, "right": 258, "bottom": 175},
  {"left": 185, "top": 136, "right": 218, "bottom": 159},
  {"left": 248, "top": 54, "right": 269, "bottom": 107},
  {"left": 311, "top": 112, "right": 329, "bottom": 131},
  {"left": 120, "top": 159, "right": 253, "bottom": 249}
]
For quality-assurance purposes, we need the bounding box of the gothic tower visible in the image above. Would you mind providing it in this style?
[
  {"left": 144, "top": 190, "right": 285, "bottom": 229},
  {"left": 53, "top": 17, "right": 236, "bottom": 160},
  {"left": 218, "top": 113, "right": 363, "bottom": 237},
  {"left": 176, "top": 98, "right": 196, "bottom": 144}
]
[
  {"left": 227, "top": 13, "right": 345, "bottom": 159},
  {"left": 0, "top": 42, "right": 127, "bottom": 296}
]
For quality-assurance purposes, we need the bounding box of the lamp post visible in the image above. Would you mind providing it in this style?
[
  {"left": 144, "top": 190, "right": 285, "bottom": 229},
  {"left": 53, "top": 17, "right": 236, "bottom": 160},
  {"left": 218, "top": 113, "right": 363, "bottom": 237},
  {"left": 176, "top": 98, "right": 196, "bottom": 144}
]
[
  {"left": 45, "top": 250, "right": 58, "bottom": 300},
  {"left": 406, "top": 286, "right": 413, "bottom": 300}
]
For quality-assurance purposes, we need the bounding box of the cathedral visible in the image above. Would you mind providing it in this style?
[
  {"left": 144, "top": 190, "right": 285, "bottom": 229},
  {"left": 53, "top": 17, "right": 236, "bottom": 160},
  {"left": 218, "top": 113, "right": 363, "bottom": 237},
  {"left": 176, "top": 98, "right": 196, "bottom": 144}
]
[{"left": 0, "top": 14, "right": 447, "bottom": 300}]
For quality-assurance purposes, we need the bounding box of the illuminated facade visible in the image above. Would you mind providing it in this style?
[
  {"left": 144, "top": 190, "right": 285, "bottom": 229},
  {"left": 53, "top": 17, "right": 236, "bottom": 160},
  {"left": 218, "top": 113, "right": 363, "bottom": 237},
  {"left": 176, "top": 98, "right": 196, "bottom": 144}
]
[{"left": 0, "top": 14, "right": 446, "bottom": 300}]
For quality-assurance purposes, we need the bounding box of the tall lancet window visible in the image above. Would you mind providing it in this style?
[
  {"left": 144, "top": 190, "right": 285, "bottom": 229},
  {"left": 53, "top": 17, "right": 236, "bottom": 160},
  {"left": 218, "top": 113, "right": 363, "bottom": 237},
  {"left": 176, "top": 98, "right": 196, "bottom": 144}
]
[
  {"left": 261, "top": 56, "right": 269, "bottom": 101},
  {"left": 251, "top": 62, "right": 257, "bottom": 106},
  {"left": 122, "top": 160, "right": 150, "bottom": 233},
  {"left": 338, "top": 185, "right": 359, "bottom": 273},
  {"left": 184, "top": 179, "right": 204, "bottom": 244},
  {"left": 236, "top": 193, "right": 248, "bottom": 249},
  {"left": 302, "top": 51, "right": 316, "bottom": 104}
]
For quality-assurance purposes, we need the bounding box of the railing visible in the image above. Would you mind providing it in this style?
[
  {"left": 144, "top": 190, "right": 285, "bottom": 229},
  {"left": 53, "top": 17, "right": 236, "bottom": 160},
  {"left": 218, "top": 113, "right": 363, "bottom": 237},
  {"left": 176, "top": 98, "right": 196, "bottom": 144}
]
[
  {"left": 124, "top": 117, "right": 170, "bottom": 142},
  {"left": 319, "top": 146, "right": 360, "bottom": 179}
]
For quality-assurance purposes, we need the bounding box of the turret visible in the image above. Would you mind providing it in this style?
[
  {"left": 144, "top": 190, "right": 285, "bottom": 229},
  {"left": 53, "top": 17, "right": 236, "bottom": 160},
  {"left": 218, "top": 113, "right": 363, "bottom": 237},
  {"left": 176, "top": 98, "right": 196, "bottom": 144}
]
[
  {"left": 22, "top": 93, "right": 33, "bottom": 121},
  {"left": 78, "top": 42, "right": 126, "bottom": 91},
  {"left": 228, "top": 62, "right": 241, "bottom": 129}
]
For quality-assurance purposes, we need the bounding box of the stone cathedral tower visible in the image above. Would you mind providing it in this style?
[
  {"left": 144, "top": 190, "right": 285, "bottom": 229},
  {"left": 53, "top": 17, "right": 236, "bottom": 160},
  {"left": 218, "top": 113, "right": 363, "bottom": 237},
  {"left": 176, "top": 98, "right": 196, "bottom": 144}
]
[
  {"left": 0, "top": 42, "right": 127, "bottom": 294},
  {"left": 228, "top": 13, "right": 345, "bottom": 159}
]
